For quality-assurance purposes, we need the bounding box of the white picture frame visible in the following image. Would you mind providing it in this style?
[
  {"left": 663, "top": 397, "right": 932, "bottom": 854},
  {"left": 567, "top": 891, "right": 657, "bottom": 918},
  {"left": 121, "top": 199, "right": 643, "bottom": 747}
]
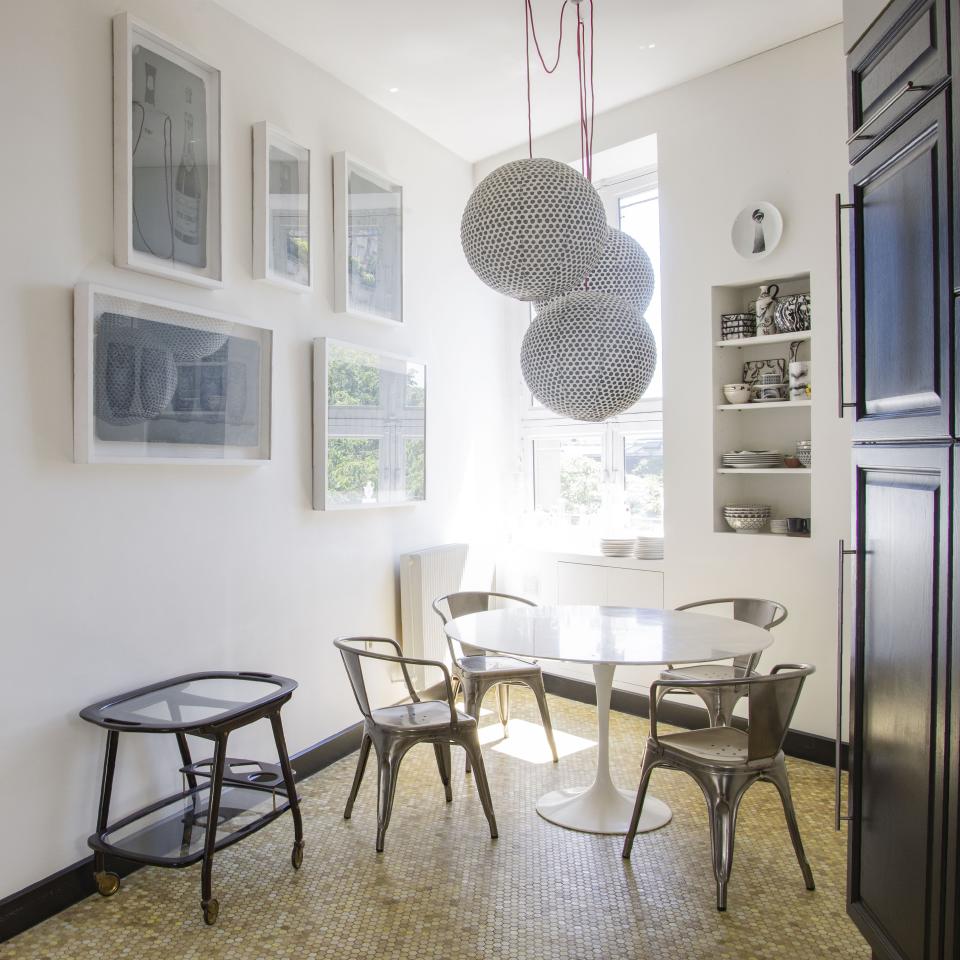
[
  {"left": 253, "top": 122, "right": 312, "bottom": 292},
  {"left": 113, "top": 13, "right": 223, "bottom": 287},
  {"left": 74, "top": 282, "right": 272, "bottom": 464},
  {"left": 332, "top": 152, "right": 403, "bottom": 326},
  {"left": 312, "top": 338, "right": 425, "bottom": 509}
]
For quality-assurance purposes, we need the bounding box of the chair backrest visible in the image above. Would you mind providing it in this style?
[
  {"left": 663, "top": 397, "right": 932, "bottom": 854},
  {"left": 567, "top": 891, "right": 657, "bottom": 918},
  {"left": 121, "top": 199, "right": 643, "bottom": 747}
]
[
  {"left": 746, "top": 664, "right": 814, "bottom": 761},
  {"left": 334, "top": 636, "right": 418, "bottom": 721},
  {"left": 674, "top": 597, "right": 788, "bottom": 676},
  {"left": 432, "top": 591, "right": 536, "bottom": 660}
]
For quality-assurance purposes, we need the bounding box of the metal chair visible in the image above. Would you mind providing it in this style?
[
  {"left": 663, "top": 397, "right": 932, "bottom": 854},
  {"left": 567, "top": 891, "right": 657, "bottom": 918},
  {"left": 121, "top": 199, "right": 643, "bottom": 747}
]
[
  {"left": 334, "top": 637, "right": 498, "bottom": 852},
  {"left": 658, "top": 598, "right": 788, "bottom": 727},
  {"left": 432, "top": 591, "right": 558, "bottom": 774},
  {"left": 623, "top": 664, "right": 816, "bottom": 911}
]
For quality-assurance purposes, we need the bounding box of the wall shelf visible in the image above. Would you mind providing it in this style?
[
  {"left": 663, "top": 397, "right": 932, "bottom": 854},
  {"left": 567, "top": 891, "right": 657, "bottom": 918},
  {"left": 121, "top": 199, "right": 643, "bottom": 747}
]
[
  {"left": 716, "top": 468, "right": 811, "bottom": 475},
  {"left": 714, "top": 330, "right": 811, "bottom": 348},
  {"left": 716, "top": 401, "right": 811, "bottom": 412}
]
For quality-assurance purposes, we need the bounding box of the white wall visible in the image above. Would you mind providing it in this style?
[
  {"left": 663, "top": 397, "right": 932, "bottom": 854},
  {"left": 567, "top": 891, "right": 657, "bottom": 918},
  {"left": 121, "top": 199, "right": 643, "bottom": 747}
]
[
  {"left": 0, "top": 0, "right": 511, "bottom": 898},
  {"left": 483, "top": 26, "right": 852, "bottom": 740}
]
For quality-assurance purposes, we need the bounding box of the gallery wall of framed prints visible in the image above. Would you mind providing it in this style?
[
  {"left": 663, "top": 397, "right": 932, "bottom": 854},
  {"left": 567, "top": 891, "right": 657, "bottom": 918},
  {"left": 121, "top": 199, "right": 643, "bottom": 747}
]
[
  {"left": 332, "top": 152, "right": 404, "bottom": 327},
  {"left": 312, "top": 338, "right": 425, "bottom": 510},
  {"left": 74, "top": 283, "right": 273, "bottom": 464},
  {"left": 113, "top": 13, "right": 223, "bottom": 287},
  {"left": 253, "top": 122, "right": 312, "bottom": 292}
]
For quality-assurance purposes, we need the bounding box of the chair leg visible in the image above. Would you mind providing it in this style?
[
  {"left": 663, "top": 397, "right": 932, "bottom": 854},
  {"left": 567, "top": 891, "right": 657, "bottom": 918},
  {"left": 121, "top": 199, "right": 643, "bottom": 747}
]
[
  {"left": 344, "top": 733, "right": 372, "bottom": 820},
  {"left": 375, "top": 752, "right": 402, "bottom": 853},
  {"left": 766, "top": 760, "right": 816, "bottom": 891},
  {"left": 694, "top": 690, "right": 722, "bottom": 727},
  {"left": 703, "top": 777, "right": 750, "bottom": 911},
  {"left": 462, "top": 681, "right": 482, "bottom": 775},
  {"left": 622, "top": 744, "right": 658, "bottom": 859},
  {"left": 433, "top": 742, "right": 453, "bottom": 802},
  {"left": 496, "top": 684, "right": 511, "bottom": 735},
  {"left": 527, "top": 676, "right": 559, "bottom": 763},
  {"left": 461, "top": 729, "right": 498, "bottom": 839}
]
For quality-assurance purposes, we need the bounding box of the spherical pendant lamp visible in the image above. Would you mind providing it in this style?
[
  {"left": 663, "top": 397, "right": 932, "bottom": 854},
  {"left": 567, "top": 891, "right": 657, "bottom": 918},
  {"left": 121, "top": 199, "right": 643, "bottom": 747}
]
[
  {"left": 461, "top": 158, "right": 608, "bottom": 302},
  {"left": 521, "top": 291, "right": 657, "bottom": 422}
]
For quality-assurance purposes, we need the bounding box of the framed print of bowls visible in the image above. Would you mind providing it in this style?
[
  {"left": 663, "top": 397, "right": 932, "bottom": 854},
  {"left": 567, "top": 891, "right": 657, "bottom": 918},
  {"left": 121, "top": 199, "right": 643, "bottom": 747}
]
[{"left": 731, "top": 202, "right": 783, "bottom": 259}]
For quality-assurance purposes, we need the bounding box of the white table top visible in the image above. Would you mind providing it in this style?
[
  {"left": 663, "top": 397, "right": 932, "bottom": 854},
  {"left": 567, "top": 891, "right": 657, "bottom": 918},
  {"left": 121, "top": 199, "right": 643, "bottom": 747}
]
[{"left": 447, "top": 605, "right": 772, "bottom": 666}]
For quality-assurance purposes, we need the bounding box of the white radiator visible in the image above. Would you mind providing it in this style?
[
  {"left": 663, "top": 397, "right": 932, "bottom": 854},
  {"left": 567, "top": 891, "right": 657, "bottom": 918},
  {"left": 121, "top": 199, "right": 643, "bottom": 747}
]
[{"left": 399, "top": 543, "right": 469, "bottom": 665}]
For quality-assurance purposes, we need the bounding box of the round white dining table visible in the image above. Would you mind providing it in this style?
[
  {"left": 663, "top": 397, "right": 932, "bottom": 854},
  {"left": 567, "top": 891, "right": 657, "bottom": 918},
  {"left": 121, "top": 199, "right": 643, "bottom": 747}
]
[{"left": 446, "top": 605, "right": 772, "bottom": 835}]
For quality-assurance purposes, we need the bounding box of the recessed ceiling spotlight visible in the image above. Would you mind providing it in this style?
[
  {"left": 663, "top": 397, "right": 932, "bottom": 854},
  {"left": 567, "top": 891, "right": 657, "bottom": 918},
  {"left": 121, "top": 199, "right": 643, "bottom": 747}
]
[{"left": 388, "top": 86, "right": 400, "bottom": 93}]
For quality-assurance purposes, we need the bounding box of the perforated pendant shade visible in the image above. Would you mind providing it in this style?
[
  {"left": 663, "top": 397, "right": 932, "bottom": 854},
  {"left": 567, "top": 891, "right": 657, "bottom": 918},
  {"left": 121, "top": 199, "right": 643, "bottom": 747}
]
[
  {"left": 521, "top": 291, "right": 657, "bottom": 422},
  {"left": 460, "top": 158, "right": 608, "bottom": 302}
]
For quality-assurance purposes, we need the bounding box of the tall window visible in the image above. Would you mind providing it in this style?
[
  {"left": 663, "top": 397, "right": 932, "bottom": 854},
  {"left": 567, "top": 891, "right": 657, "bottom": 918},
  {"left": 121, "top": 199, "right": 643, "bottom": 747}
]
[{"left": 520, "top": 169, "right": 663, "bottom": 545}]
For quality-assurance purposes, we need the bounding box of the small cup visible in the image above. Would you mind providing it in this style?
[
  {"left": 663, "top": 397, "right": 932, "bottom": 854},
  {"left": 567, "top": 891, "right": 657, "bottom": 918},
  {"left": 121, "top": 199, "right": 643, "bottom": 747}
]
[
  {"left": 723, "top": 383, "right": 751, "bottom": 405},
  {"left": 786, "top": 517, "right": 810, "bottom": 536}
]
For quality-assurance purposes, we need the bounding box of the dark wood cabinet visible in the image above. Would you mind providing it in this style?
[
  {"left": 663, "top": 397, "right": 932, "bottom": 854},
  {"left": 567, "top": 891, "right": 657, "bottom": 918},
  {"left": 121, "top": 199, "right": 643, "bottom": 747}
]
[
  {"left": 849, "top": 90, "right": 953, "bottom": 440},
  {"left": 848, "top": 444, "right": 952, "bottom": 960}
]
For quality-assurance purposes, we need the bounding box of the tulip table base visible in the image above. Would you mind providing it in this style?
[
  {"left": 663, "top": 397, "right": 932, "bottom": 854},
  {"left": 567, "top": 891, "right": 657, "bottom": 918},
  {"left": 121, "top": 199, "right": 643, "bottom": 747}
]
[{"left": 535, "top": 663, "right": 672, "bottom": 835}]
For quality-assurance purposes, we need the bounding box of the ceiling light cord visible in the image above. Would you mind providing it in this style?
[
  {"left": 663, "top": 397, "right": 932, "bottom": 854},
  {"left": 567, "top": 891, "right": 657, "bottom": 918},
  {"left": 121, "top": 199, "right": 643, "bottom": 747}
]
[{"left": 523, "top": 0, "right": 595, "bottom": 181}]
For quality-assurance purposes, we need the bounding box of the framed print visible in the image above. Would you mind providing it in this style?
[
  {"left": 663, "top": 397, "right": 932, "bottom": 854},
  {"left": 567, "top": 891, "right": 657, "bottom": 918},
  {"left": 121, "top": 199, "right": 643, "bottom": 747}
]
[
  {"left": 113, "top": 13, "right": 222, "bottom": 287},
  {"left": 253, "top": 122, "right": 311, "bottom": 291},
  {"left": 312, "top": 339, "right": 425, "bottom": 509},
  {"left": 332, "top": 153, "right": 403, "bottom": 325},
  {"left": 74, "top": 283, "right": 272, "bottom": 464}
]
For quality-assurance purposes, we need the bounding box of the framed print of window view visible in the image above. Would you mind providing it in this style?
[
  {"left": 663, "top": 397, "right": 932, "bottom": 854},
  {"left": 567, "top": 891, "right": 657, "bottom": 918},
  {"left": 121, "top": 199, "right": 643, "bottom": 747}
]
[
  {"left": 312, "top": 338, "right": 425, "bottom": 509},
  {"left": 113, "top": 13, "right": 222, "bottom": 287},
  {"left": 332, "top": 153, "right": 403, "bottom": 325},
  {"left": 74, "top": 283, "right": 272, "bottom": 464},
  {"left": 253, "top": 122, "right": 311, "bottom": 291}
]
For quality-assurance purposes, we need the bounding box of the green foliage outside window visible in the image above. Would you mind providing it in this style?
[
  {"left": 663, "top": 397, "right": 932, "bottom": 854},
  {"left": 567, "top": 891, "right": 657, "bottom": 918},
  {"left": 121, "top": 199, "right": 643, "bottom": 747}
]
[
  {"left": 329, "top": 348, "right": 381, "bottom": 406},
  {"left": 328, "top": 437, "right": 379, "bottom": 502}
]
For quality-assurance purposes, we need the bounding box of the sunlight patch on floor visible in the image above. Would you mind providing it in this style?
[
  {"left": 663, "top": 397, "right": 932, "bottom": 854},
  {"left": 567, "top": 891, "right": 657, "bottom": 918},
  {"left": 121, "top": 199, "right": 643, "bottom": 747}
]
[{"left": 477, "top": 718, "right": 596, "bottom": 763}]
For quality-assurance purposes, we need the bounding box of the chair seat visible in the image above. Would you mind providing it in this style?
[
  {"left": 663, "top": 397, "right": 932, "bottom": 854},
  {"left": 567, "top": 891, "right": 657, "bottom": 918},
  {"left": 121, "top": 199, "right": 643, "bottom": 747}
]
[
  {"left": 660, "top": 664, "right": 756, "bottom": 683},
  {"left": 370, "top": 700, "right": 475, "bottom": 732},
  {"left": 457, "top": 655, "right": 541, "bottom": 677},
  {"left": 657, "top": 727, "right": 752, "bottom": 766}
]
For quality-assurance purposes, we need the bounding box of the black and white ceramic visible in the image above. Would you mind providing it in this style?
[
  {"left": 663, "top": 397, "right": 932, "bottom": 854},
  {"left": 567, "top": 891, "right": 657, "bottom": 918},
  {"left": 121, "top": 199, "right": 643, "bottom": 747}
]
[
  {"left": 731, "top": 202, "right": 783, "bottom": 260},
  {"left": 774, "top": 294, "right": 811, "bottom": 333}
]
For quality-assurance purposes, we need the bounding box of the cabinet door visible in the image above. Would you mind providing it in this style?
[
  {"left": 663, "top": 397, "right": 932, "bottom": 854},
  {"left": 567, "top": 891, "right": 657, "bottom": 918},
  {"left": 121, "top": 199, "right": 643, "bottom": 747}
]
[
  {"left": 556, "top": 562, "right": 606, "bottom": 605},
  {"left": 850, "top": 91, "right": 952, "bottom": 440},
  {"left": 848, "top": 443, "right": 951, "bottom": 960},
  {"left": 847, "top": 0, "right": 949, "bottom": 161}
]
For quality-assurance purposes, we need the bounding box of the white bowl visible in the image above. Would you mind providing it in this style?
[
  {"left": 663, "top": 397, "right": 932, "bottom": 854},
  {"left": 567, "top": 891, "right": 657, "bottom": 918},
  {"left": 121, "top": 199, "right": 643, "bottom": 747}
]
[{"left": 723, "top": 384, "right": 751, "bottom": 405}]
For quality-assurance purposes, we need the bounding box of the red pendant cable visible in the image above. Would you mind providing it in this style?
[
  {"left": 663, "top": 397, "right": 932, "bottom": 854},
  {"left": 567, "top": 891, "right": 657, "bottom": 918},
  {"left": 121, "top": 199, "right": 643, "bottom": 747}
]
[{"left": 524, "top": 0, "right": 595, "bottom": 180}]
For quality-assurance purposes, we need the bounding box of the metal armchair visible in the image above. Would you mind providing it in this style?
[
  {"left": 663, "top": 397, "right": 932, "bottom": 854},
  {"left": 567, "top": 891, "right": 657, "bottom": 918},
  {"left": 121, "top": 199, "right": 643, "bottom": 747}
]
[
  {"left": 433, "top": 591, "right": 558, "bottom": 773},
  {"left": 334, "top": 637, "right": 498, "bottom": 852},
  {"left": 658, "top": 598, "right": 788, "bottom": 727},
  {"left": 623, "top": 664, "right": 816, "bottom": 911}
]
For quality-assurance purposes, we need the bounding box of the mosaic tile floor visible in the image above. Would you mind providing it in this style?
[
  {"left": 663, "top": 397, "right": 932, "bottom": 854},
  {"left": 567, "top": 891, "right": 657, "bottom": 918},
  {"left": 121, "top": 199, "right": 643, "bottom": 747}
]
[{"left": 3, "top": 691, "right": 868, "bottom": 960}]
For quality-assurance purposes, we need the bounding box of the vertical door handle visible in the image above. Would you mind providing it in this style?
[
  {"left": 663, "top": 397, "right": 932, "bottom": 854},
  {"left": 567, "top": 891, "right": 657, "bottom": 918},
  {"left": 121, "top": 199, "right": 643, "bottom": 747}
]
[
  {"left": 836, "top": 539, "right": 857, "bottom": 830},
  {"left": 835, "top": 194, "right": 857, "bottom": 419}
]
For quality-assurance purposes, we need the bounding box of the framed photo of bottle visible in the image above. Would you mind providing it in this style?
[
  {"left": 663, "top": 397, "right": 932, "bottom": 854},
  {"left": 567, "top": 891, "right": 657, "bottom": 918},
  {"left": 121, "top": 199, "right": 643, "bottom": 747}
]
[
  {"left": 113, "top": 13, "right": 222, "bottom": 288},
  {"left": 332, "top": 153, "right": 403, "bottom": 325},
  {"left": 74, "top": 282, "right": 272, "bottom": 464},
  {"left": 312, "top": 338, "right": 425, "bottom": 509},
  {"left": 253, "top": 123, "right": 311, "bottom": 292}
]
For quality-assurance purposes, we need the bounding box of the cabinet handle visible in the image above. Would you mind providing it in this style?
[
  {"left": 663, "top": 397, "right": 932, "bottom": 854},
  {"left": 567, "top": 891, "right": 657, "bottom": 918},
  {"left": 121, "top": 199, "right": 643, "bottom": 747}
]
[
  {"left": 835, "top": 194, "right": 857, "bottom": 418},
  {"left": 846, "top": 80, "right": 931, "bottom": 144},
  {"left": 836, "top": 539, "right": 857, "bottom": 831}
]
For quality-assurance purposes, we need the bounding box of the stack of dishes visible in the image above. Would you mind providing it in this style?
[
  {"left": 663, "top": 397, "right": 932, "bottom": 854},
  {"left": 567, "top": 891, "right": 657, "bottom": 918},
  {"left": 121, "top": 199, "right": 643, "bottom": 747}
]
[
  {"left": 600, "top": 537, "right": 637, "bottom": 558},
  {"left": 721, "top": 450, "right": 783, "bottom": 469},
  {"left": 634, "top": 536, "right": 664, "bottom": 560},
  {"left": 722, "top": 504, "right": 771, "bottom": 533},
  {"left": 769, "top": 518, "right": 788, "bottom": 535},
  {"left": 796, "top": 440, "right": 812, "bottom": 468}
]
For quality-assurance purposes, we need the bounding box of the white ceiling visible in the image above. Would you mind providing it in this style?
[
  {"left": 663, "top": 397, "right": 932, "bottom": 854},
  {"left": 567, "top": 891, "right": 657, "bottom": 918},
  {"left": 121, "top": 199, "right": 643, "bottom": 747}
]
[{"left": 215, "top": 0, "right": 842, "bottom": 162}]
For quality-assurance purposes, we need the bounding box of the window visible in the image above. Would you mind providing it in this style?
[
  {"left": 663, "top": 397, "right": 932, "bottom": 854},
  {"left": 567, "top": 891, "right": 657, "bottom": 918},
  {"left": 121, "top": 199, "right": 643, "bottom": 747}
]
[{"left": 519, "top": 168, "right": 663, "bottom": 545}]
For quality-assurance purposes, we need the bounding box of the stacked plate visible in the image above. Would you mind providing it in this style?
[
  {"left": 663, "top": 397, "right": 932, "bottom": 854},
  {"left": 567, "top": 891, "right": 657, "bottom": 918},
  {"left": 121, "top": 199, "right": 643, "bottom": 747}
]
[
  {"left": 722, "top": 504, "right": 771, "bottom": 533},
  {"left": 769, "top": 518, "right": 788, "bottom": 535},
  {"left": 600, "top": 537, "right": 637, "bottom": 558},
  {"left": 720, "top": 449, "right": 783, "bottom": 469},
  {"left": 634, "top": 537, "right": 664, "bottom": 560}
]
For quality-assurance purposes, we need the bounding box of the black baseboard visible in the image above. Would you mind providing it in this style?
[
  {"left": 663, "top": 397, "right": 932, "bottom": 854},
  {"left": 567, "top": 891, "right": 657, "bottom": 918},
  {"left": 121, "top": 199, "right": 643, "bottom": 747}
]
[
  {"left": 1, "top": 678, "right": 845, "bottom": 943},
  {"left": 542, "top": 672, "right": 849, "bottom": 770},
  {"left": 0, "top": 721, "right": 363, "bottom": 945}
]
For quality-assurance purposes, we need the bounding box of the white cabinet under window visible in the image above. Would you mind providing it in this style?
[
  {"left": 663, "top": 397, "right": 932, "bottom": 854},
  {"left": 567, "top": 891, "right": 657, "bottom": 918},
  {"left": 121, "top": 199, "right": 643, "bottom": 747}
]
[{"left": 557, "top": 561, "right": 663, "bottom": 608}]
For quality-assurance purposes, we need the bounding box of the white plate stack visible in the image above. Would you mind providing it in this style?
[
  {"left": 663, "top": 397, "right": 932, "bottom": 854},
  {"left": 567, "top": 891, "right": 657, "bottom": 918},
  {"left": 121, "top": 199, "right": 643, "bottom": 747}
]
[
  {"left": 769, "top": 518, "right": 788, "bottom": 535},
  {"left": 721, "top": 450, "right": 783, "bottom": 469},
  {"left": 600, "top": 537, "right": 637, "bottom": 557},
  {"left": 634, "top": 536, "right": 664, "bottom": 559}
]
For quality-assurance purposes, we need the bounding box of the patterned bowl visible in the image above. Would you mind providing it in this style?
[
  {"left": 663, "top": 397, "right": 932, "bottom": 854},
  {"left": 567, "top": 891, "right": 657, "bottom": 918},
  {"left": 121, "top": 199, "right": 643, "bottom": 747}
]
[{"left": 724, "top": 515, "right": 770, "bottom": 532}]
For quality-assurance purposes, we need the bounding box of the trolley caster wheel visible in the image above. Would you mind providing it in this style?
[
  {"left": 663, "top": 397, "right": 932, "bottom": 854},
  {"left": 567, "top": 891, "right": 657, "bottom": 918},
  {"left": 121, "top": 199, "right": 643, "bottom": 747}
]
[
  {"left": 95, "top": 872, "right": 120, "bottom": 898},
  {"left": 291, "top": 842, "right": 304, "bottom": 870},
  {"left": 202, "top": 898, "right": 219, "bottom": 926}
]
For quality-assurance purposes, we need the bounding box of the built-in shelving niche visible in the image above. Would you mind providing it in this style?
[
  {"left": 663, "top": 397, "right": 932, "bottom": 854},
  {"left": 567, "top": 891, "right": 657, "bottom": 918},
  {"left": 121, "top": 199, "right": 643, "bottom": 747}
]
[{"left": 711, "top": 273, "right": 812, "bottom": 536}]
